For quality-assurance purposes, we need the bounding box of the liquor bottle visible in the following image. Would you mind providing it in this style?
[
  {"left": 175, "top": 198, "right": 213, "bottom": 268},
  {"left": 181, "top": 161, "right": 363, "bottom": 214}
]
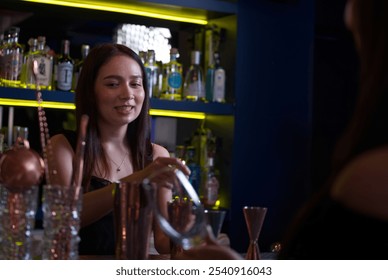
[
  {"left": 183, "top": 50, "right": 205, "bottom": 101},
  {"left": 203, "top": 156, "right": 219, "bottom": 208},
  {"left": 2, "top": 26, "right": 24, "bottom": 88},
  {"left": 144, "top": 49, "right": 160, "bottom": 98},
  {"left": 212, "top": 52, "right": 226, "bottom": 103},
  {"left": 191, "top": 121, "right": 209, "bottom": 170},
  {"left": 138, "top": 51, "right": 147, "bottom": 64},
  {"left": 72, "top": 44, "right": 89, "bottom": 90},
  {"left": 185, "top": 146, "right": 201, "bottom": 195},
  {"left": 20, "top": 37, "right": 38, "bottom": 88},
  {"left": 205, "top": 53, "right": 215, "bottom": 102},
  {"left": 160, "top": 48, "right": 182, "bottom": 100},
  {"left": 25, "top": 36, "right": 53, "bottom": 90},
  {"left": 0, "top": 33, "right": 7, "bottom": 86},
  {"left": 55, "top": 39, "right": 74, "bottom": 91}
]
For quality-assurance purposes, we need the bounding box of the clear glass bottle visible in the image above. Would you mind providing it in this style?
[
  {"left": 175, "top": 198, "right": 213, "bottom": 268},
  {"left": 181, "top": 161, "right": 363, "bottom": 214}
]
[
  {"left": 25, "top": 36, "right": 53, "bottom": 90},
  {"left": 72, "top": 44, "right": 89, "bottom": 90},
  {"left": 203, "top": 156, "right": 219, "bottom": 208},
  {"left": 160, "top": 48, "right": 182, "bottom": 100},
  {"left": 0, "top": 33, "right": 6, "bottom": 86},
  {"left": 55, "top": 39, "right": 74, "bottom": 91},
  {"left": 144, "top": 49, "right": 160, "bottom": 98},
  {"left": 20, "top": 38, "right": 38, "bottom": 89},
  {"left": 212, "top": 52, "right": 226, "bottom": 103},
  {"left": 138, "top": 50, "right": 147, "bottom": 64},
  {"left": 2, "top": 26, "right": 24, "bottom": 88},
  {"left": 183, "top": 50, "right": 205, "bottom": 102}
]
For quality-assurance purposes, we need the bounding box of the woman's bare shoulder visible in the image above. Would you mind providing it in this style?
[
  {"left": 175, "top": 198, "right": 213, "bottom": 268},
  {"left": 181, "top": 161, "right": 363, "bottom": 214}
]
[
  {"left": 152, "top": 143, "right": 170, "bottom": 159},
  {"left": 51, "top": 133, "right": 74, "bottom": 153},
  {"left": 331, "top": 146, "right": 388, "bottom": 220}
]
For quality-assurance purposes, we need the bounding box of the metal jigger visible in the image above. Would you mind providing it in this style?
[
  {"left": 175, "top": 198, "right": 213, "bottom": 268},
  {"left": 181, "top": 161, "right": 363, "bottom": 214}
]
[{"left": 243, "top": 206, "right": 267, "bottom": 260}]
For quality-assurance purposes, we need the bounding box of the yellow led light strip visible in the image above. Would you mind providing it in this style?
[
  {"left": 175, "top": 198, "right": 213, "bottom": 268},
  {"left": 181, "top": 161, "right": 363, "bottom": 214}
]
[
  {"left": 0, "top": 98, "right": 205, "bottom": 119},
  {"left": 149, "top": 109, "right": 205, "bottom": 120},
  {"left": 23, "top": 0, "right": 208, "bottom": 25},
  {"left": 0, "top": 98, "right": 76, "bottom": 110}
]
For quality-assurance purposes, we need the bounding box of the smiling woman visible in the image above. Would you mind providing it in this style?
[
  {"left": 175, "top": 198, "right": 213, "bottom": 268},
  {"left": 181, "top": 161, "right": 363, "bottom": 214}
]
[
  {"left": 49, "top": 43, "right": 190, "bottom": 256},
  {"left": 95, "top": 55, "right": 145, "bottom": 129}
]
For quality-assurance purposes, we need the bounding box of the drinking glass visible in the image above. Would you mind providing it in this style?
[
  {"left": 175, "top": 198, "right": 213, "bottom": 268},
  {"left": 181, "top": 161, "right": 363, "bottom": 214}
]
[
  {"left": 42, "top": 184, "right": 82, "bottom": 260},
  {"left": 0, "top": 184, "right": 38, "bottom": 259},
  {"left": 143, "top": 167, "right": 206, "bottom": 253},
  {"left": 243, "top": 206, "right": 267, "bottom": 260},
  {"left": 204, "top": 209, "right": 226, "bottom": 238}
]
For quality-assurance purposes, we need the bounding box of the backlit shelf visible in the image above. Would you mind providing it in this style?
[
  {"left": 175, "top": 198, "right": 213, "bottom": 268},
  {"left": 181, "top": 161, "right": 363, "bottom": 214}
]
[{"left": 0, "top": 87, "right": 235, "bottom": 119}]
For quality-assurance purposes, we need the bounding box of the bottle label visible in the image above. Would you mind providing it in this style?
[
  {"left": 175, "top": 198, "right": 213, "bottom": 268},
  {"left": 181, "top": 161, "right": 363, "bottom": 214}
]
[
  {"left": 3, "top": 52, "right": 22, "bottom": 81},
  {"left": 213, "top": 69, "right": 225, "bottom": 102},
  {"left": 168, "top": 72, "right": 182, "bottom": 89},
  {"left": 57, "top": 62, "right": 73, "bottom": 91},
  {"left": 27, "top": 56, "right": 53, "bottom": 87},
  {"left": 185, "top": 81, "right": 205, "bottom": 99}
]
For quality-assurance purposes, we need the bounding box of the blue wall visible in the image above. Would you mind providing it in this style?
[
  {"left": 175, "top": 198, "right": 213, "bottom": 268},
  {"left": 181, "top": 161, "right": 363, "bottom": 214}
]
[{"left": 230, "top": 0, "right": 315, "bottom": 253}]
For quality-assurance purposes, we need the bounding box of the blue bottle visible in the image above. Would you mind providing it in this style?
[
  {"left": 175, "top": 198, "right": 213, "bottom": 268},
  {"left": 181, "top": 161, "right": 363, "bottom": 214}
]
[{"left": 185, "top": 146, "right": 201, "bottom": 195}]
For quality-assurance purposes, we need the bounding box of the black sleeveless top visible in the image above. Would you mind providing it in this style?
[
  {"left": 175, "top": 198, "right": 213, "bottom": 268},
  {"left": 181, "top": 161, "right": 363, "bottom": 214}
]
[{"left": 63, "top": 130, "right": 115, "bottom": 255}]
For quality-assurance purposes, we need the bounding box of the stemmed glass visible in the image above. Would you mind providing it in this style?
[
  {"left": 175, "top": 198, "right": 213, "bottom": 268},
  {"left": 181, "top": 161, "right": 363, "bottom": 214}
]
[{"left": 243, "top": 206, "right": 267, "bottom": 260}]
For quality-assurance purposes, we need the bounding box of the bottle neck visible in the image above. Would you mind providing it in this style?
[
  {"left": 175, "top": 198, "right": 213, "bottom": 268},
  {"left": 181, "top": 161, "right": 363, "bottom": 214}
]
[
  {"left": 9, "top": 35, "right": 19, "bottom": 44},
  {"left": 38, "top": 42, "right": 45, "bottom": 51},
  {"left": 62, "top": 41, "right": 70, "bottom": 56},
  {"left": 170, "top": 54, "right": 177, "bottom": 62},
  {"left": 81, "top": 45, "right": 89, "bottom": 59}
]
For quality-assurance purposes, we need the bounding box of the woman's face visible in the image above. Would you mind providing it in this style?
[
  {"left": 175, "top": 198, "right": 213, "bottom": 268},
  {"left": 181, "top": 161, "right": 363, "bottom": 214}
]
[{"left": 95, "top": 54, "right": 145, "bottom": 127}]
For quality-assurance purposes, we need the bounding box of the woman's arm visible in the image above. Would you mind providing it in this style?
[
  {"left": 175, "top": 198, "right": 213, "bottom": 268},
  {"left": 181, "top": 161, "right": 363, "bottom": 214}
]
[{"left": 50, "top": 134, "right": 115, "bottom": 227}]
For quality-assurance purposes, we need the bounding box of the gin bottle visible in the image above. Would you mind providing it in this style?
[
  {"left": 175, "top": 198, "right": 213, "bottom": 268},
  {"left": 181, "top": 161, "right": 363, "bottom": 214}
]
[
  {"left": 212, "top": 52, "right": 226, "bottom": 103},
  {"left": 144, "top": 49, "right": 160, "bottom": 98},
  {"left": 183, "top": 50, "right": 205, "bottom": 101},
  {"left": 72, "top": 44, "right": 89, "bottom": 90},
  {"left": 160, "top": 48, "right": 182, "bottom": 100},
  {"left": 55, "top": 40, "right": 74, "bottom": 91},
  {"left": 2, "top": 27, "right": 24, "bottom": 87},
  {"left": 205, "top": 52, "right": 215, "bottom": 102},
  {"left": 138, "top": 51, "right": 147, "bottom": 64},
  {"left": 25, "top": 36, "right": 53, "bottom": 90},
  {"left": 20, "top": 38, "right": 38, "bottom": 88},
  {"left": 0, "top": 33, "right": 5, "bottom": 86},
  {"left": 203, "top": 156, "right": 219, "bottom": 208}
]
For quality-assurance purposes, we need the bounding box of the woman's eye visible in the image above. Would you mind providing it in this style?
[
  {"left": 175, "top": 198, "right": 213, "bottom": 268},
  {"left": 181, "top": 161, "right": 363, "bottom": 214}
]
[
  {"left": 106, "top": 82, "right": 119, "bottom": 87},
  {"left": 130, "top": 81, "right": 142, "bottom": 87}
]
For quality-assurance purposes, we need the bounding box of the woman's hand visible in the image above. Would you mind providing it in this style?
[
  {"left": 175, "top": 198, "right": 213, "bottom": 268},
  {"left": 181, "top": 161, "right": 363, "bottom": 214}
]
[{"left": 123, "top": 156, "right": 190, "bottom": 185}]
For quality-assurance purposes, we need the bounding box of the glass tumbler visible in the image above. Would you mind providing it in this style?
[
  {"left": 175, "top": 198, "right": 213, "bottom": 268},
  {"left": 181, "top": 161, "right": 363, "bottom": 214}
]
[
  {"left": 42, "top": 184, "right": 82, "bottom": 260},
  {"left": 0, "top": 184, "right": 38, "bottom": 259}
]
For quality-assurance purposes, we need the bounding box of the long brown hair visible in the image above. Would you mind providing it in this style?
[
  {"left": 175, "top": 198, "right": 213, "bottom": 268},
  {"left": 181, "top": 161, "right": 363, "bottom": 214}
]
[
  {"left": 75, "top": 43, "right": 153, "bottom": 190},
  {"left": 332, "top": 0, "right": 388, "bottom": 174}
]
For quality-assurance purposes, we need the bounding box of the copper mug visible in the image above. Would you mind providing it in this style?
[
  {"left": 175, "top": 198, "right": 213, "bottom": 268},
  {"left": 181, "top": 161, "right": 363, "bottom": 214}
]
[{"left": 113, "top": 181, "right": 153, "bottom": 260}]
